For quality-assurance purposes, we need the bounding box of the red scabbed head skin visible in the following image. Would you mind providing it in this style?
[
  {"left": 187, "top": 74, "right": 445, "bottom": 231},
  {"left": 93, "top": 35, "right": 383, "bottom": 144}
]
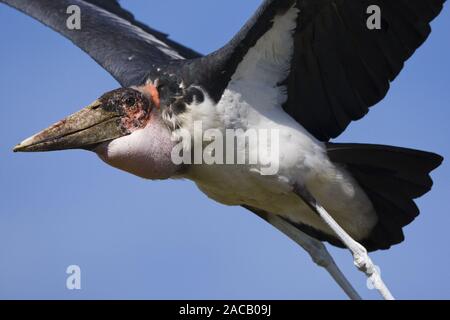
[
  {"left": 119, "top": 97, "right": 152, "bottom": 133},
  {"left": 98, "top": 87, "right": 153, "bottom": 134}
]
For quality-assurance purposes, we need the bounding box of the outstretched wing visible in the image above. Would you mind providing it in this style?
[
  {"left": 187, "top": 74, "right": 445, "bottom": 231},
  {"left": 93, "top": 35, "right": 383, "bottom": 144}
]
[
  {"left": 196, "top": 0, "right": 446, "bottom": 141},
  {"left": 1, "top": 0, "right": 202, "bottom": 87}
]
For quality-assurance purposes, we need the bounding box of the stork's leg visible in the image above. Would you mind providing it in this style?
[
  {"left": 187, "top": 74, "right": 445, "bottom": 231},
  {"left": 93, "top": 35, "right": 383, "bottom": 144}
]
[
  {"left": 269, "top": 215, "right": 362, "bottom": 300},
  {"left": 293, "top": 185, "right": 395, "bottom": 300}
]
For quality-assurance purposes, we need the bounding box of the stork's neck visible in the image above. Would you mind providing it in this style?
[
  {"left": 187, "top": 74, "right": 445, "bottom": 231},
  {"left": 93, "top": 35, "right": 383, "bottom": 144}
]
[{"left": 94, "top": 111, "right": 180, "bottom": 180}]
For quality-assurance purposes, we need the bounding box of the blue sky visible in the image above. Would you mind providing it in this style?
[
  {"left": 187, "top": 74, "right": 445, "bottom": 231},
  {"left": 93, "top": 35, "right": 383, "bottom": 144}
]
[{"left": 0, "top": 1, "right": 449, "bottom": 299}]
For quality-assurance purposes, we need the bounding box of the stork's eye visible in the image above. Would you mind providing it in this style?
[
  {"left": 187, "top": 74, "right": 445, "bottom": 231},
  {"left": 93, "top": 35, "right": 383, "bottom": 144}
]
[{"left": 124, "top": 96, "right": 136, "bottom": 106}]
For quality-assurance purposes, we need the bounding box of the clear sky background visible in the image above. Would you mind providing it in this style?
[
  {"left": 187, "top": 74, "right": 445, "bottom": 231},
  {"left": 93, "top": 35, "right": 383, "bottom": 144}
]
[{"left": 0, "top": 1, "right": 449, "bottom": 300}]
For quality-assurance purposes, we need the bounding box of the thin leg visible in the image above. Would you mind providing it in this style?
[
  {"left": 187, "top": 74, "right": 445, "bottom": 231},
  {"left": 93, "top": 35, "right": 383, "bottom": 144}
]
[
  {"left": 269, "top": 215, "right": 362, "bottom": 300},
  {"left": 293, "top": 185, "right": 395, "bottom": 300}
]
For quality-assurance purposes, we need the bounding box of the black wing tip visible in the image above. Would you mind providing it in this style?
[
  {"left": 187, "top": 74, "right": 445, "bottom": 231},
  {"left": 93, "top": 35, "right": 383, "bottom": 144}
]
[{"left": 425, "top": 152, "right": 444, "bottom": 171}]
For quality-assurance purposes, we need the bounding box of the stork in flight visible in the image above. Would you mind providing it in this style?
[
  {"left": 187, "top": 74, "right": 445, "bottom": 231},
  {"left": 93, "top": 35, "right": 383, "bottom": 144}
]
[{"left": 3, "top": 0, "right": 445, "bottom": 300}]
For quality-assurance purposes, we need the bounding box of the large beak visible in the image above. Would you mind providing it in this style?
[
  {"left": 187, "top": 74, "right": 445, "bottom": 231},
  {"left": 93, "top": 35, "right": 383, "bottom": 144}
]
[{"left": 13, "top": 100, "right": 125, "bottom": 152}]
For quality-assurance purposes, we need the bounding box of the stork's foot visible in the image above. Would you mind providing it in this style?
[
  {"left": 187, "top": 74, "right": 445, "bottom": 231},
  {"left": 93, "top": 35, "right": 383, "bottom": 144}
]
[
  {"left": 350, "top": 242, "right": 394, "bottom": 300},
  {"left": 293, "top": 184, "right": 395, "bottom": 300},
  {"left": 352, "top": 241, "right": 372, "bottom": 271}
]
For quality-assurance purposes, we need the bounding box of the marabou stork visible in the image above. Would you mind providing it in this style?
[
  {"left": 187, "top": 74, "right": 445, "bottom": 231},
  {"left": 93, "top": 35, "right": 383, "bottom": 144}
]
[{"left": 3, "top": 0, "right": 446, "bottom": 299}]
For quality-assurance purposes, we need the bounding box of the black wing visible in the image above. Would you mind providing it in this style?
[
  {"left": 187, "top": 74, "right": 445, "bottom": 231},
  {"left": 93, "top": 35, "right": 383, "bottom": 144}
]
[
  {"left": 196, "top": 0, "right": 446, "bottom": 141},
  {"left": 1, "top": 0, "right": 202, "bottom": 87}
]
